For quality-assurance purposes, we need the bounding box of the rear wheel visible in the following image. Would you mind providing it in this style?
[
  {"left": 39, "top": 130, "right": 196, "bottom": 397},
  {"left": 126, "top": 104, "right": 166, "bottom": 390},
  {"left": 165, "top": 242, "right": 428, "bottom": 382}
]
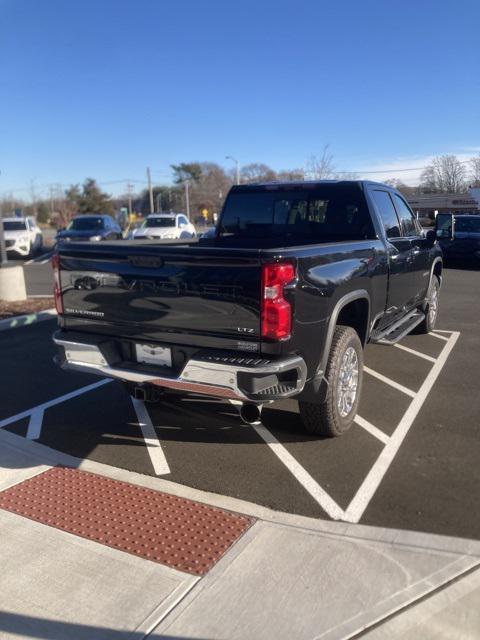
[
  {"left": 415, "top": 276, "right": 440, "bottom": 334},
  {"left": 299, "top": 325, "right": 363, "bottom": 437}
]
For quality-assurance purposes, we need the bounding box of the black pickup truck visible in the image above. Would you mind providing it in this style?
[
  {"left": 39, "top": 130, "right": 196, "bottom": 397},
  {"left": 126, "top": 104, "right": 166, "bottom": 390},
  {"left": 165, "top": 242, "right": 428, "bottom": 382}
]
[{"left": 52, "top": 181, "right": 451, "bottom": 437}]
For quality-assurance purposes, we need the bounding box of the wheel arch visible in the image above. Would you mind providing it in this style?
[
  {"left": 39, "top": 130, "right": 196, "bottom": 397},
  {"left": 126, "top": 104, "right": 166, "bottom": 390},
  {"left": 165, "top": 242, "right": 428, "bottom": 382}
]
[
  {"left": 430, "top": 256, "right": 443, "bottom": 288},
  {"left": 319, "top": 290, "right": 370, "bottom": 374}
]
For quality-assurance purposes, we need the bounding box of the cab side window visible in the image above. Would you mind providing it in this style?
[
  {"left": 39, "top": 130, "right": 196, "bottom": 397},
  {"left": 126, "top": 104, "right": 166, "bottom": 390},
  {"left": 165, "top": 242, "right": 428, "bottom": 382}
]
[
  {"left": 393, "top": 194, "right": 420, "bottom": 237},
  {"left": 370, "top": 190, "right": 401, "bottom": 238}
]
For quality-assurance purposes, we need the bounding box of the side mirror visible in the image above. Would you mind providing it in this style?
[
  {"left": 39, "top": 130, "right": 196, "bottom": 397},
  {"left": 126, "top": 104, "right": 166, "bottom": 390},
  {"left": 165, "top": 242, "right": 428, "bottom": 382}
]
[
  {"left": 435, "top": 213, "right": 455, "bottom": 241},
  {"left": 424, "top": 229, "right": 436, "bottom": 245}
]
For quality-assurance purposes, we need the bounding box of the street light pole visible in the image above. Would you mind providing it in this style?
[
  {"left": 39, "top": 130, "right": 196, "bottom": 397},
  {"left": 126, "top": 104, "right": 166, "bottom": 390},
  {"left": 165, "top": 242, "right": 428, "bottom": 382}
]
[
  {"left": 127, "top": 183, "right": 133, "bottom": 217},
  {"left": 147, "top": 167, "right": 154, "bottom": 214},
  {"left": 184, "top": 181, "right": 190, "bottom": 220},
  {"left": 0, "top": 172, "right": 7, "bottom": 266},
  {"left": 226, "top": 156, "right": 240, "bottom": 185},
  {"left": 156, "top": 192, "right": 162, "bottom": 213}
]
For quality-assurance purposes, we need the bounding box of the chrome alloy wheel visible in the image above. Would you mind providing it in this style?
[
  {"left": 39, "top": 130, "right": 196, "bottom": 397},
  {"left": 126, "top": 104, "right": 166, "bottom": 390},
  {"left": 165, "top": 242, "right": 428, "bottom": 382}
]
[
  {"left": 428, "top": 285, "right": 438, "bottom": 325},
  {"left": 337, "top": 346, "right": 359, "bottom": 418}
]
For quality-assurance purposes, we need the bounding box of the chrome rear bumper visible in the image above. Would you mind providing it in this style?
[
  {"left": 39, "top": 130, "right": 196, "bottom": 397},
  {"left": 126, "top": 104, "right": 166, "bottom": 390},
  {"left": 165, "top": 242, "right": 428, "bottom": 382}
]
[{"left": 53, "top": 334, "right": 307, "bottom": 402}]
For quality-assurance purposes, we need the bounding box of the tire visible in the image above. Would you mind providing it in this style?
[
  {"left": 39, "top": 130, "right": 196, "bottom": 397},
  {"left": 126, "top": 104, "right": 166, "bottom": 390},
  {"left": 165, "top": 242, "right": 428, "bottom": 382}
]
[
  {"left": 299, "top": 325, "right": 363, "bottom": 437},
  {"left": 415, "top": 276, "right": 440, "bottom": 334}
]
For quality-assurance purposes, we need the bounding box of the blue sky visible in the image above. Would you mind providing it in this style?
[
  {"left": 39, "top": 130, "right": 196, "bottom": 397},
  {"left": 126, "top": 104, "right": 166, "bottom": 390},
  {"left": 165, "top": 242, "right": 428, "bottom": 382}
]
[{"left": 1, "top": 0, "right": 479, "bottom": 198}]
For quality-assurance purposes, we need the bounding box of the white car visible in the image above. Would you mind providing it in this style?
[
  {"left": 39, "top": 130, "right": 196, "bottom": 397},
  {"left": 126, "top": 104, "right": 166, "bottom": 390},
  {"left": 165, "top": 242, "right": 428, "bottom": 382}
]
[
  {"left": 131, "top": 214, "right": 196, "bottom": 240},
  {"left": 2, "top": 217, "right": 43, "bottom": 258}
]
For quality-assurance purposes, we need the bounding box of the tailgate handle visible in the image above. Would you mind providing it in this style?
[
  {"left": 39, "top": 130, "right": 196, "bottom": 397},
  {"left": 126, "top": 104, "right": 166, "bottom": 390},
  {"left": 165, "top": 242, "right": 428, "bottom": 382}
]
[{"left": 128, "top": 255, "right": 164, "bottom": 268}]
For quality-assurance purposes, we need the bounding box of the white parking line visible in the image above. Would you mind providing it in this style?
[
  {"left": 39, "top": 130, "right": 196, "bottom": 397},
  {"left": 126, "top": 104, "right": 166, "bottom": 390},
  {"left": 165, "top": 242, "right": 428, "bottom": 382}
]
[
  {"left": 344, "top": 331, "right": 460, "bottom": 523},
  {"left": 0, "top": 379, "right": 112, "bottom": 429},
  {"left": 394, "top": 343, "right": 436, "bottom": 363},
  {"left": 364, "top": 366, "right": 416, "bottom": 397},
  {"left": 26, "top": 408, "right": 44, "bottom": 440},
  {"left": 24, "top": 253, "right": 52, "bottom": 265},
  {"left": 252, "top": 422, "right": 345, "bottom": 520},
  {"left": 131, "top": 398, "right": 171, "bottom": 476},
  {"left": 354, "top": 415, "right": 390, "bottom": 444},
  {"left": 430, "top": 332, "right": 450, "bottom": 342}
]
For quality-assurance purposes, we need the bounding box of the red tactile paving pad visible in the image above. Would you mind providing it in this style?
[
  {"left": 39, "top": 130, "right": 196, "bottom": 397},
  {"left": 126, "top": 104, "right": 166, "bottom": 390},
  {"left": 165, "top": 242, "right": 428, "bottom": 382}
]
[{"left": 0, "top": 467, "right": 252, "bottom": 575}]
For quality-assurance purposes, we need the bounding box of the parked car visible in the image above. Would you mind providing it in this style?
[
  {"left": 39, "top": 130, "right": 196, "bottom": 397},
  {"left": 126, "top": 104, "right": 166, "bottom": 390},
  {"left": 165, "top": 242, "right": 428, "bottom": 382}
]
[
  {"left": 131, "top": 214, "right": 196, "bottom": 240},
  {"left": 52, "top": 180, "right": 449, "bottom": 437},
  {"left": 437, "top": 214, "right": 480, "bottom": 265},
  {"left": 2, "top": 216, "right": 43, "bottom": 258},
  {"left": 198, "top": 226, "right": 217, "bottom": 239},
  {"left": 56, "top": 215, "right": 122, "bottom": 243}
]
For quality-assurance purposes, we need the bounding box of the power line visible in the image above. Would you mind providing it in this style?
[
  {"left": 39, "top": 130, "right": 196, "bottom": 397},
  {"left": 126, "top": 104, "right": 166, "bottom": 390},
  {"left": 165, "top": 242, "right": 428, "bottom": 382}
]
[
  {"left": 0, "top": 178, "right": 150, "bottom": 197},
  {"left": 337, "top": 159, "right": 473, "bottom": 175},
  {"left": 0, "top": 158, "right": 476, "bottom": 198}
]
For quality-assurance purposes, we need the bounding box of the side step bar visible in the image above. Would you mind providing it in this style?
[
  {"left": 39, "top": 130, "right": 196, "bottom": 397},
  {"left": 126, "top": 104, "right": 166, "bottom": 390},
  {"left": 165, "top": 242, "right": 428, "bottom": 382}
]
[{"left": 371, "top": 310, "right": 425, "bottom": 345}]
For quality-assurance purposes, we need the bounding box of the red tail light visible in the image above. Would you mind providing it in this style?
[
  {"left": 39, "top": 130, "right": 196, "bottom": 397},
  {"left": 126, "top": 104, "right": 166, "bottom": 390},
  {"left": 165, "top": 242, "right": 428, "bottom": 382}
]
[
  {"left": 52, "top": 254, "right": 64, "bottom": 315},
  {"left": 261, "top": 262, "right": 295, "bottom": 340}
]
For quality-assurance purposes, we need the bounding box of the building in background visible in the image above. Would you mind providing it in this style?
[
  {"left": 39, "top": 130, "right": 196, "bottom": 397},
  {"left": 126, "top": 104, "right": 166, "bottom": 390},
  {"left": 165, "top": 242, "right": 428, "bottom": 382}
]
[{"left": 407, "top": 187, "right": 480, "bottom": 221}]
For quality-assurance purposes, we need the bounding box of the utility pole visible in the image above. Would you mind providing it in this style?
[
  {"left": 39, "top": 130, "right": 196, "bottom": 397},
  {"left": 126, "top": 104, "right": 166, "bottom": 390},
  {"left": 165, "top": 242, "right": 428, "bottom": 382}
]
[
  {"left": 226, "top": 155, "right": 240, "bottom": 185},
  {"left": 146, "top": 167, "right": 154, "bottom": 214},
  {"left": 156, "top": 192, "right": 162, "bottom": 213},
  {"left": 0, "top": 171, "right": 7, "bottom": 265},
  {"left": 30, "top": 179, "right": 38, "bottom": 217},
  {"left": 49, "top": 186, "right": 55, "bottom": 217},
  {"left": 184, "top": 181, "right": 190, "bottom": 220},
  {"left": 127, "top": 183, "right": 134, "bottom": 217}
]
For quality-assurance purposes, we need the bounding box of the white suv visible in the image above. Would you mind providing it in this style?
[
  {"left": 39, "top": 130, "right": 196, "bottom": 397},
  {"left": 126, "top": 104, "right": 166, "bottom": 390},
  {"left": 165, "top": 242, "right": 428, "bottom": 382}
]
[
  {"left": 2, "top": 217, "right": 43, "bottom": 258},
  {"left": 131, "top": 214, "right": 196, "bottom": 240}
]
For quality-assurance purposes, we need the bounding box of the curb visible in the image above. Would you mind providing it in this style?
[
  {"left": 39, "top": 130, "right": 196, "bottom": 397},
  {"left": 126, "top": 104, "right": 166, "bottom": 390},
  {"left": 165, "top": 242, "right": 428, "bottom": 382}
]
[
  {"left": 1, "top": 427, "right": 480, "bottom": 559},
  {"left": 0, "top": 308, "right": 56, "bottom": 331}
]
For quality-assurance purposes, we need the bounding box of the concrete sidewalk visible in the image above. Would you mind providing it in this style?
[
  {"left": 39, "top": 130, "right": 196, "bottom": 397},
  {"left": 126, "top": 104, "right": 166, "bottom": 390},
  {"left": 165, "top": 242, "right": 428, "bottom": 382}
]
[{"left": 0, "top": 427, "right": 479, "bottom": 640}]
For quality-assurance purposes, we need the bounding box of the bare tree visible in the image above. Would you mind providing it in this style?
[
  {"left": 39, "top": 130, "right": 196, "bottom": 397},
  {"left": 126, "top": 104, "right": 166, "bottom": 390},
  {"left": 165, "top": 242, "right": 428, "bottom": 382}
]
[
  {"left": 240, "top": 163, "right": 277, "bottom": 184},
  {"left": 420, "top": 155, "right": 466, "bottom": 193},
  {"left": 55, "top": 194, "right": 78, "bottom": 228},
  {"left": 384, "top": 179, "right": 421, "bottom": 197},
  {"left": 190, "top": 163, "right": 231, "bottom": 217},
  {"left": 276, "top": 169, "right": 304, "bottom": 181},
  {"left": 304, "top": 145, "right": 336, "bottom": 180},
  {"left": 469, "top": 155, "right": 480, "bottom": 187},
  {"left": 335, "top": 172, "right": 359, "bottom": 181}
]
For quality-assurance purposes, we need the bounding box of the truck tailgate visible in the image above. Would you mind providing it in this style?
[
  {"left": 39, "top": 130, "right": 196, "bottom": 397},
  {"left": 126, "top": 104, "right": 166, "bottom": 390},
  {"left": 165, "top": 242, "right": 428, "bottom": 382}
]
[{"left": 58, "top": 243, "right": 263, "bottom": 343}]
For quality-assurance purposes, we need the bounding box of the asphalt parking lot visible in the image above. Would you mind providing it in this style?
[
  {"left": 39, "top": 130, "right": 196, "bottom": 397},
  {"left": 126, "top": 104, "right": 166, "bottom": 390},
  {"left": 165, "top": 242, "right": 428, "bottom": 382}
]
[{"left": 1, "top": 266, "right": 479, "bottom": 540}]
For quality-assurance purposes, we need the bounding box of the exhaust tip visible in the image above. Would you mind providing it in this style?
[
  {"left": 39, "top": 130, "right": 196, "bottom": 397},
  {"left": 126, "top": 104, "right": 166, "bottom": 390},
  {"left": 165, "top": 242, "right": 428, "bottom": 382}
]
[{"left": 239, "top": 403, "right": 262, "bottom": 425}]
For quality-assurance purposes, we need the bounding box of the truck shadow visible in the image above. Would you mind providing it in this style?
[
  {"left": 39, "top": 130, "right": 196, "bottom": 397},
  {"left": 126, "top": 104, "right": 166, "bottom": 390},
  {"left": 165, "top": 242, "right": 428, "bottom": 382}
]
[{"left": 148, "top": 396, "right": 325, "bottom": 445}]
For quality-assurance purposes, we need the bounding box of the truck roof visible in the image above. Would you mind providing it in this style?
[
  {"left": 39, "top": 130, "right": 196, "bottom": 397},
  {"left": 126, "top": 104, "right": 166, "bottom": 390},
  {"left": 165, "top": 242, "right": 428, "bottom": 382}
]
[{"left": 230, "top": 179, "right": 393, "bottom": 192}]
